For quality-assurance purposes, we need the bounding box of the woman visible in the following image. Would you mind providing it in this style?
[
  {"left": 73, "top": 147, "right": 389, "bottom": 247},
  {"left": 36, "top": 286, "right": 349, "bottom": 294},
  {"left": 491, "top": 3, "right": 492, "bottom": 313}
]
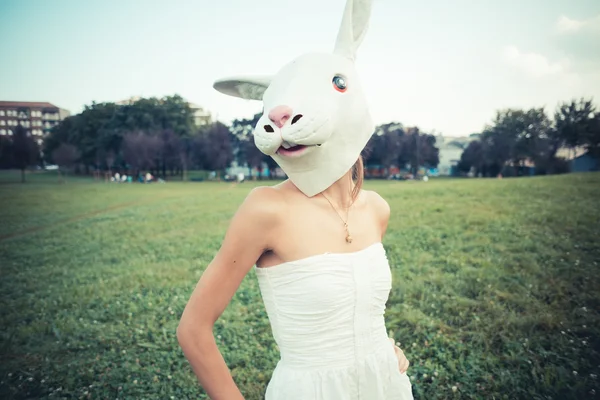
[
  {"left": 177, "top": 163, "right": 413, "bottom": 400},
  {"left": 177, "top": 0, "right": 414, "bottom": 397}
]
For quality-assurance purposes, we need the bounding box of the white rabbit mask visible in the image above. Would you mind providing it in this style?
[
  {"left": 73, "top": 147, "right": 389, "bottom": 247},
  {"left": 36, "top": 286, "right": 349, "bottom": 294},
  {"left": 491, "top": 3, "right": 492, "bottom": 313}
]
[{"left": 213, "top": 0, "right": 375, "bottom": 197}]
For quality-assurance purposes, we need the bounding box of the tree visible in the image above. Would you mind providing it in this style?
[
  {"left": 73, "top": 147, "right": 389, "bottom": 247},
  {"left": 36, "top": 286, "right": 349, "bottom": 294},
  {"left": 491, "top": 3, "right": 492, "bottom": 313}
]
[
  {"left": 194, "top": 122, "right": 234, "bottom": 176},
  {"left": 11, "top": 125, "right": 40, "bottom": 183},
  {"left": 457, "top": 140, "right": 485, "bottom": 175},
  {"left": 402, "top": 127, "right": 439, "bottom": 175},
  {"left": 52, "top": 143, "right": 80, "bottom": 182},
  {"left": 0, "top": 135, "right": 13, "bottom": 169},
  {"left": 513, "top": 108, "right": 552, "bottom": 169},
  {"left": 364, "top": 123, "right": 404, "bottom": 176},
  {"left": 583, "top": 113, "right": 600, "bottom": 159},
  {"left": 157, "top": 129, "right": 181, "bottom": 178},
  {"left": 179, "top": 137, "right": 193, "bottom": 181},
  {"left": 44, "top": 94, "right": 197, "bottom": 175},
  {"left": 554, "top": 98, "right": 600, "bottom": 161},
  {"left": 231, "top": 113, "right": 269, "bottom": 179},
  {"left": 554, "top": 98, "right": 596, "bottom": 157},
  {"left": 418, "top": 132, "right": 440, "bottom": 170},
  {"left": 476, "top": 108, "right": 550, "bottom": 176},
  {"left": 121, "top": 131, "right": 161, "bottom": 177}
]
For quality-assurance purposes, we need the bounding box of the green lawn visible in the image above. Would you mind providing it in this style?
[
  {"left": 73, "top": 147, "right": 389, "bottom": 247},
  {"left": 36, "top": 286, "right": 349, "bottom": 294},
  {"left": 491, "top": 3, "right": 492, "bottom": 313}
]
[{"left": 1, "top": 172, "right": 599, "bottom": 399}]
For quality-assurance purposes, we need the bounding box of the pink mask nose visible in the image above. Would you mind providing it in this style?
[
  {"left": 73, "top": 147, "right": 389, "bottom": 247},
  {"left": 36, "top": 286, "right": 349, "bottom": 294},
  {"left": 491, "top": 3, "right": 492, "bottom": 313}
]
[{"left": 268, "top": 105, "right": 293, "bottom": 129}]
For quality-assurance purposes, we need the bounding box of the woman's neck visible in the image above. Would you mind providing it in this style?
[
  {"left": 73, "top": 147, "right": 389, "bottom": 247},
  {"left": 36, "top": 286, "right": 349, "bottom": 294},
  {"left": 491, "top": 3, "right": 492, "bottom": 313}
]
[{"left": 320, "top": 170, "right": 355, "bottom": 208}]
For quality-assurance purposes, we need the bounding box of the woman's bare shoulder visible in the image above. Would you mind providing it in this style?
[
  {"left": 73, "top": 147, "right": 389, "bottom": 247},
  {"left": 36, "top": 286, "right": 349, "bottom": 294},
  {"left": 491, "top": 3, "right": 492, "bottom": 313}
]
[
  {"left": 361, "top": 189, "right": 391, "bottom": 236},
  {"left": 237, "top": 185, "right": 288, "bottom": 221},
  {"left": 362, "top": 189, "right": 390, "bottom": 215}
]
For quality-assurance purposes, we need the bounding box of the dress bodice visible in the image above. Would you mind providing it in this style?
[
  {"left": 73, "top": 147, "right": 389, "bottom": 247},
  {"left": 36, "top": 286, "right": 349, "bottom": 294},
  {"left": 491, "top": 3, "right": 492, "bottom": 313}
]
[{"left": 254, "top": 242, "right": 414, "bottom": 399}]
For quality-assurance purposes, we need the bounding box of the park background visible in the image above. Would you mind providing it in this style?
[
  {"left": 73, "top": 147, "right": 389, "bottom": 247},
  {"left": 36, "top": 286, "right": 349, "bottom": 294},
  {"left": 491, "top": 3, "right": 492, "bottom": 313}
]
[{"left": 1, "top": 0, "right": 600, "bottom": 399}]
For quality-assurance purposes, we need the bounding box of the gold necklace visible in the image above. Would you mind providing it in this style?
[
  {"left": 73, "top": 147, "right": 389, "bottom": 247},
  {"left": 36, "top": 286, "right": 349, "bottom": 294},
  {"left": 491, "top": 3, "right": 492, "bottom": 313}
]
[{"left": 321, "top": 193, "right": 353, "bottom": 244}]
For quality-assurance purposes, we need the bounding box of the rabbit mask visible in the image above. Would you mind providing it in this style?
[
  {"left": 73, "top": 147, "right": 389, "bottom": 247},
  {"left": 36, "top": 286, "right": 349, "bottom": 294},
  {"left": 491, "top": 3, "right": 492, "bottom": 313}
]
[{"left": 213, "top": 0, "right": 375, "bottom": 197}]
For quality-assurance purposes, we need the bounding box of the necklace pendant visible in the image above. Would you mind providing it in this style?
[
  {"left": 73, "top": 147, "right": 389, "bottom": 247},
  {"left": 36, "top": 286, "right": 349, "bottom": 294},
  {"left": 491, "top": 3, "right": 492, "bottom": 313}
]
[{"left": 346, "top": 234, "right": 353, "bottom": 243}]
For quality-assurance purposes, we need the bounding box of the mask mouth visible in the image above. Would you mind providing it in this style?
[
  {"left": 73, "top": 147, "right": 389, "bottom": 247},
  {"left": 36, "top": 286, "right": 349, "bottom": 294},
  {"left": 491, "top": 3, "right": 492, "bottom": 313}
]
[{"left": 276, "top": 142, "right": 320, "bottom": 158}]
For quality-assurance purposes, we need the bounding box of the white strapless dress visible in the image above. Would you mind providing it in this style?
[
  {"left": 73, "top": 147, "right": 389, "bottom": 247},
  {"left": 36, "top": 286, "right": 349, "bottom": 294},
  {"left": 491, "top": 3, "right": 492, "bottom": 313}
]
[{"left": 254, "top": 242, "right": 414, "bottom": 400}]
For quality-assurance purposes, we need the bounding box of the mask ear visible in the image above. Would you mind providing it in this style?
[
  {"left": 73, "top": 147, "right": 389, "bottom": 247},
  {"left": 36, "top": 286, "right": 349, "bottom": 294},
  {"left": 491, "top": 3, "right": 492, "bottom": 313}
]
[
  {"left": 333, "top": 0, "right": 373, "bottom": 60},
  {"left": 213, "top": 76, "right": 272, "bottom": 101}
]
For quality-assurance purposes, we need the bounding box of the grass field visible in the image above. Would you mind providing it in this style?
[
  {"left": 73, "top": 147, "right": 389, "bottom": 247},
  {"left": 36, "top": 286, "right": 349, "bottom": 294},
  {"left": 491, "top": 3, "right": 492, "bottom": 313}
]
[{"left": 1, "top": 171, "right": 599, "bottom": 399}]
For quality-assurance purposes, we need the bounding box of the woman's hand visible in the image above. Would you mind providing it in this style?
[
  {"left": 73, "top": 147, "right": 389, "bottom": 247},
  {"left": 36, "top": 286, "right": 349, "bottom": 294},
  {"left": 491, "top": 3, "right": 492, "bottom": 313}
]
[{"left": 389, "top": 337, "right": 410, "bottom": 373}]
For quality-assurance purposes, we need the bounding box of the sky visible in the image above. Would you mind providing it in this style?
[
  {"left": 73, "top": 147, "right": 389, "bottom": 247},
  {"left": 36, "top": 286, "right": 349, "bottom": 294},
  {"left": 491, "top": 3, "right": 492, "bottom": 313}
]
[{"left": 1, "top": 0, "right": 599, "bottom": 137}]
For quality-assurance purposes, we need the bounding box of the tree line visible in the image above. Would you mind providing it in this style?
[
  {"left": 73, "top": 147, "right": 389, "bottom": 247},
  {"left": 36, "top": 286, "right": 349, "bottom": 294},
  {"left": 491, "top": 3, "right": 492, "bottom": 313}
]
[
  {"left": 457, "top": 98, "right": 600, "bottom": 177},
  {"left": 1, "top": 94, "right": 597, "bottom": 182},
  {"left": 0, "top": 94, "right": 441, "bottom": 181}
]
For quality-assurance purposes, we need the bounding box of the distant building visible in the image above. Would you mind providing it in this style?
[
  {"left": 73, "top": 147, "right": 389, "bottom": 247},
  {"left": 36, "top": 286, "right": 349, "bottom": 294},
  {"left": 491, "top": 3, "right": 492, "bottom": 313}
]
[
  {"left": 435, "top": 135, "right": 476, "bottom": 175},
  {"left": 0, "top": 101, "right": 70, "bottom": 145},
  {"left": 571, "top": 152, "right": 598, "bottom": 172},
  {"left": 555, "top": 146, "right": 587, "bottom": 162},
  {"left": 116, "top": 96, "right": 212, "bottom": 127},
  {"left": 187, "top": 102, "right": 212, "bottom": 127},
  {"left": 556, "top": 147, "right": 599, "bottom": 173}
]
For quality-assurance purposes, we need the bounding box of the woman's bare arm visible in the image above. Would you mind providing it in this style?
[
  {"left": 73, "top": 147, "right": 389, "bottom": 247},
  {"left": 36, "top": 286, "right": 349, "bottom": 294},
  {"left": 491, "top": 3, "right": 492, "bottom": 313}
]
[
  {"left": 177, "top": 187, "right": 282, "bottom": 399},
  {"left": 366, "top": 190, "right": 390, "bottom": 240}
]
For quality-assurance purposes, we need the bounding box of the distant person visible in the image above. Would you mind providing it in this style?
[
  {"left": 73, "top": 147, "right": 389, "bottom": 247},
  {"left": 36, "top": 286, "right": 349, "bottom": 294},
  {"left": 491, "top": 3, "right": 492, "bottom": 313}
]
[
  {"left": 177, "top": 1, "right": 413, "bottom": 399},
  {"left": 237, "top": 172, "right": 245, "bottom": 183}
]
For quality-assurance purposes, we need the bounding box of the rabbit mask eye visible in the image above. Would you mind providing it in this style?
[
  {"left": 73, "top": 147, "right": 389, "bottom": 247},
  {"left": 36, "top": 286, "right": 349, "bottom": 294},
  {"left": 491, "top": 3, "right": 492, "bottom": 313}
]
[{"left": 332, "top": 75, "right": 347, "bottom": 92}]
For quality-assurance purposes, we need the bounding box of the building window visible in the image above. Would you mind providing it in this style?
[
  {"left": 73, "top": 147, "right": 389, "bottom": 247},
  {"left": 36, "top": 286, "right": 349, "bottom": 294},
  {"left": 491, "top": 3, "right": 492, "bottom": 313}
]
[
  {"left": 43, "top": 113, "right": 58, "bottom": 120},
  {"left": 0, "top": 110, "right": 4, "bottom": 116},
  {"left": 0, "top": 129, "right": 5, "bottom": 135},
  {"left": 8, "top": 129, "right": 13, "bottom": 135},
  {"left": 0, "top": 120, "right": 4, "bottom": 126}
]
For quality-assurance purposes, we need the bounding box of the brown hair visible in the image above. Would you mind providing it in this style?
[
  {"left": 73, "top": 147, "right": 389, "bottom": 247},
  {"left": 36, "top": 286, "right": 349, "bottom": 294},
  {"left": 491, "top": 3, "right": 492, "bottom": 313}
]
[{"left": 351, "top": 155, "right": 364, "bottom": 203}]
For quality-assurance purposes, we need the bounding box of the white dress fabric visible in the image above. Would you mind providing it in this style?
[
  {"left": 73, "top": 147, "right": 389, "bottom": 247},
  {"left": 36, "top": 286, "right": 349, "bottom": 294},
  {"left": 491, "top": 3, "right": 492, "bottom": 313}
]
[{"left": 254, "top": 242, "right": 414, "bottom": 400}]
